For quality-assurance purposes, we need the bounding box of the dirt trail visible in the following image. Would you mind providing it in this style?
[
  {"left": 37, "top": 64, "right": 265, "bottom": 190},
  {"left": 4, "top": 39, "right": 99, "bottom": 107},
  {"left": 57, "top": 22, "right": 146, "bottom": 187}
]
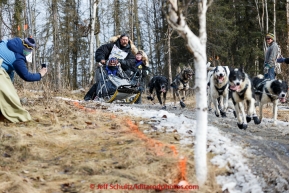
[{"left": 132, "top": 103, "right": 289, "bottom": 192}]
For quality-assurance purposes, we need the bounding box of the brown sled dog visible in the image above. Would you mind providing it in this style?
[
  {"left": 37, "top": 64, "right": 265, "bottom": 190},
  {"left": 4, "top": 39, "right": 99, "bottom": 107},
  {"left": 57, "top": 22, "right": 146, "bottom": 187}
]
[{"left": 171, "top": 66, "right": 194, "bottom": 108}]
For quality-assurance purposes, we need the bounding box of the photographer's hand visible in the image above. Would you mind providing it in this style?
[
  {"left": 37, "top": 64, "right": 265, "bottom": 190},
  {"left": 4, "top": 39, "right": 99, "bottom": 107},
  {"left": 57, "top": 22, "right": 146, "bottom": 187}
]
[{"left": 39, "top": 67, "right": 47, "bottom": 78}]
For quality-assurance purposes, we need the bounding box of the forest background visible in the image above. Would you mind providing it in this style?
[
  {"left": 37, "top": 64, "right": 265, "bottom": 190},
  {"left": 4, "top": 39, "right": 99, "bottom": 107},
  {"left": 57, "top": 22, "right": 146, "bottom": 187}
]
[{"left": 1, "top": 0, "right": 289, "bottom": 91}]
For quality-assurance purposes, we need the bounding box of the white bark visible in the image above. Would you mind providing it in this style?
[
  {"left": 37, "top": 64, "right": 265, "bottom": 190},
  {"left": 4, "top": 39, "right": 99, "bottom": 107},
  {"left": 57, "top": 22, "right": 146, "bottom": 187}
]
[
  {"left": 265, "top": 0, "right": 268, "bottom": 33},
  {"left": 273, "top": 0, "right": 276, "bottom": 37},
  {"left": 167, "top": 27, "right": 173, "bottom": 85},
  {"left": 166, "top": 0, "right": 212, "bottom": 185},
  {"left": 89, "top": 0, "right": 101, "bottom": 84}
]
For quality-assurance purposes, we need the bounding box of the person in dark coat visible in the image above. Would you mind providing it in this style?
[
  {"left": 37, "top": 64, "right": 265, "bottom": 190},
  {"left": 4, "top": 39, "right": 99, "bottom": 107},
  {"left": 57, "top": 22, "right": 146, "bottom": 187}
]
[
  {"left": 84, "top": 34, "right": 137, "bottom": 101},
  {"left": 0, "top": 37, "right": 47, "bottom": 122}
]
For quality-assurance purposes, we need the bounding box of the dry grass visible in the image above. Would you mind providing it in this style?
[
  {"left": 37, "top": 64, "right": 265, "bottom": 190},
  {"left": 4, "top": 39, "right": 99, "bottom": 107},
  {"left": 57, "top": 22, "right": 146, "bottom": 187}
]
[{"left": 0, "top": 87, "right": 226, "bottom": 193}]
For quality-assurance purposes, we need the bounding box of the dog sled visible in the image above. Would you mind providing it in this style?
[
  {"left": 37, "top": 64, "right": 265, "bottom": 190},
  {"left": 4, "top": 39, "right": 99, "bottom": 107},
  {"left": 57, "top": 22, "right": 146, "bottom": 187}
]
[{"left": 95, "top": 63, "right": 141, "bottom": 103}]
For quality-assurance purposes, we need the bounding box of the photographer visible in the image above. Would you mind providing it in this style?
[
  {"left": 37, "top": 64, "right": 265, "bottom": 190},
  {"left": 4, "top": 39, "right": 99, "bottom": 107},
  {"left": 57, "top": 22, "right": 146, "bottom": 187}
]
[{"left": 0, "top": 37, "right": 47, "bottom": 122}]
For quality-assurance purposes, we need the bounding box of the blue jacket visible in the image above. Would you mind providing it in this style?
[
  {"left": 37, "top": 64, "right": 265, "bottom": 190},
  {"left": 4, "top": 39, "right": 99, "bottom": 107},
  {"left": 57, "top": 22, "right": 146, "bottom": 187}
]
[{"left": 0, "top": 37, "right": 41, "bottom": 81}]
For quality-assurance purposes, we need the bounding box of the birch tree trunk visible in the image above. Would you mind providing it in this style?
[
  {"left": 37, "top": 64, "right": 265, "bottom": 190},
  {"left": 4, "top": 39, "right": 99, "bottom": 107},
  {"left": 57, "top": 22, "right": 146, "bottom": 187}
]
[
  {"left": 273, "top": 0, "right": 276, "bottom": 37},
  {"left": 130, "top": 0, "right": 134, "bottom": 41},
  {"left": 166, "top": 0, "right": 212, "bottom": 185},
  {"left": 167, "top": 27, "right": 173, "bottom": 86},
  {"left": 89, "top": 0, "right": 101, "bottom": 84},
  {"left": 265, "top": 0, "right": 268, "bottom": 33}
]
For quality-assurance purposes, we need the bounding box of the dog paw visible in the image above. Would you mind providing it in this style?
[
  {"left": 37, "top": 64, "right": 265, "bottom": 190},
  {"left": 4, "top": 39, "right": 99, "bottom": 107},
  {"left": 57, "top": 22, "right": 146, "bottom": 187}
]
[
  {"left": 180, "top": 101, "right": 186, "bottom": 108},
  {"left": 253, "top": 116, "right": 261, "bottom": 124},
  {"left": 162, "top": 106, "right": 166, "bottom": 110},
  {"left": 246, "top": 116, "right": 252, "bottom": 123},
  {"left": 220, "top": 110, "right": 226, "bottom": 117},
  {"left": 237, "top": 123, "right": 247, "bottom": 130},
  {"left": 147, "top": 96, "right": 154, "bottom": 101},
  {"left": 214, "top": 111, "right": 220, "bottom": 117}
]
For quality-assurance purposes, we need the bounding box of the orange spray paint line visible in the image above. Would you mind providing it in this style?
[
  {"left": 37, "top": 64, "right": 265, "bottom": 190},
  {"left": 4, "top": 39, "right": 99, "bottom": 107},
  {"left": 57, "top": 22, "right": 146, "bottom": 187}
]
[
  {"left": 179, "top": 156, "right": 187, "bottom": 181},
  {"left": 72, "top": 101, "right": 96, "bottom": 113}
]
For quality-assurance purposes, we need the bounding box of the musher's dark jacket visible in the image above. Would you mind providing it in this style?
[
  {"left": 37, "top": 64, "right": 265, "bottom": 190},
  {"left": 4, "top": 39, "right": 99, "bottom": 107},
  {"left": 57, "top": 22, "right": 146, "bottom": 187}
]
[{"left": 95, "top": 38, "right": 135, "bottom": 71}]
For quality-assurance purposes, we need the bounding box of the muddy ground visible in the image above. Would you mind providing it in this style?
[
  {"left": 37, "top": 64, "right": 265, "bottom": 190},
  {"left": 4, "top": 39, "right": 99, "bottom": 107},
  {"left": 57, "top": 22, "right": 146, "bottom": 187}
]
[
  {"left": 1, "top": 88, "right": 288, "bottom": 193},
  {"left": 133, "top": 100, "right": 289, "bottom": 193}
]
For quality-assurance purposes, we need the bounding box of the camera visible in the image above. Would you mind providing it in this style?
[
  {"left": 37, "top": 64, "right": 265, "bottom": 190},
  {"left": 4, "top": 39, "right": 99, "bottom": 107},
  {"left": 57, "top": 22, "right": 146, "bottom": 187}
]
[{"left": 41, "top": 63, "right": 47, "bottom": 68}]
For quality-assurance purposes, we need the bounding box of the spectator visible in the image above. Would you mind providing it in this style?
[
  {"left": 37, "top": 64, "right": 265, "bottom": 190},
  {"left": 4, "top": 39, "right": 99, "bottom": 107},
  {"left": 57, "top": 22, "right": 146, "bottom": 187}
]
[
  {"left": 0, "top": 37, "right": 47, "bottom": 122},
  {"left": 132, "top": 50, "right": 150, "bottom": 104},
  {"left": 264, "top": 33, "right": 279, "bottom": 80}
]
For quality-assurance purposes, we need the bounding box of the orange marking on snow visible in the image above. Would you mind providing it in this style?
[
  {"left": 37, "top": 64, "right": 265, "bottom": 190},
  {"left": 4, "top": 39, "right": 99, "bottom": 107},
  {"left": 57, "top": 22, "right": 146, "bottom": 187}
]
[
  {"left": 179, "top": 157, "right": 187, "bottom": 181},
  {"left": 126, "top": 119, "right": 175, "bottom": 156},
  {"left": 170, "top": 145, "right": 178, "bottom": 157},
  {"left": 72, "top": 101, "right": 95, "bottom": 113},
  {"left": 126, "top": 119, "right": 188, "bottom": 183}
]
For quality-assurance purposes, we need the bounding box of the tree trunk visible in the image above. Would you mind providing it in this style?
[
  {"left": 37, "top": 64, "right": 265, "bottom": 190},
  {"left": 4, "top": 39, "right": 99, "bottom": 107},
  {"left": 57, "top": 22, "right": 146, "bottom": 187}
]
[
  {"left": 166, "top": 0, "right": 211, "bottom": 185},
  {"left": 89, "top": 0, "right": 101, "bottom": 85},
  {"left": 130, "top": 0, "right": 134, "bottom": 41},
  {"left": 134, "top": 0, "right": 141, "bottom": 49},
  {"left": 52, "top": 0, "right": 61, "bottom": 90},
  {"left": 72, "top": 0, "right": 79, "bottom": 89},
  {"left": 265, "top": 0, "right": 268, "bottom": 33},
  {"left": 287, "top": 0, "right": 289, "bottom": 53},
  {"left": 167, "top": 27, "right": 173, "bottom": 86},
  {"left": 273, "top": 0, "right": 276, "bottom": 37},
  {"left": 114, "top": 0, "right": 121, "bottom": 34}
]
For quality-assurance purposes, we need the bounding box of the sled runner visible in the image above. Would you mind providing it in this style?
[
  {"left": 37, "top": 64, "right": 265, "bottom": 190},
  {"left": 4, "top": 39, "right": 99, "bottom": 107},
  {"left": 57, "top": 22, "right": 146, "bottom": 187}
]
[{"left": 96, "top": 64, "right": 141, "bottom": 103}]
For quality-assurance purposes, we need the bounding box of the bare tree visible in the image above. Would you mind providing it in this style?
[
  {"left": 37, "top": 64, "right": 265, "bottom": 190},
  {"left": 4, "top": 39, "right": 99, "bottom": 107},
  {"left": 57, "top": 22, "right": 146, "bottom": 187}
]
[
  {"left": 166, "top": 0, "right": 213, "bottom": 185},
  {"left": 52, "top": 0, "right": 61, "bottom": 90},
  {"left": 134, "top": 0, "right": 141, "bottom": 49},
  {"left": 114, "top": 0, "right": 121, "bottom": 34},
  {"left": 89, "top": 0, "right": 101, "bottom": 84},
  {"left": 167, "top": 27, "right": 173, "bottom": 85},
  {"left": 273, "top": 0, "right": 276, "bottom": 36},
  {"left": 287, "top": 0, "right": 289, "bottom": 53}
]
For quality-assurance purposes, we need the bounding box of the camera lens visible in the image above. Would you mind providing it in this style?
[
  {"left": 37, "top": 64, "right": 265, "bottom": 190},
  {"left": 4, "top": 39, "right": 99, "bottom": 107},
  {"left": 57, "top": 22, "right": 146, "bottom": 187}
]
[{"left": 42, "top": 64, "right": 46, "bottom": 68}]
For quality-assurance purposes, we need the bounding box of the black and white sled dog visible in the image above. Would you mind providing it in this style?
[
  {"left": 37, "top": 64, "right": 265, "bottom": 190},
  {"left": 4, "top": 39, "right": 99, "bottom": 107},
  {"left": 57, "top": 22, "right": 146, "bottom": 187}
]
[
  {"left": 207, "top": 65, "right": 230, "bottom": 117},
  {"left": 252, "top": 75, "right": 288, "bottom": 125},
  {"left": 228, "top": 68, "right": 260, "bottom": 130},
  {"left": 147, "top": 76, "right": 169, "bottom": 109}
]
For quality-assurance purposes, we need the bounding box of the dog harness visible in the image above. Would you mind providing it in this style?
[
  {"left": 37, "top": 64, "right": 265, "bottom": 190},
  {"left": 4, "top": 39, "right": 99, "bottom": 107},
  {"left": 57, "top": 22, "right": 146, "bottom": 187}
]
[
  {"left": 236, "top": 84, "right": 248, "bottom": 99},
  {"left": 180, "top": 78, "right": 188, "bottom": 88},
  {"left": 265, "top": 88, "right": 278, "bottom": 101},
  {"left": 214, "top": 83, "right": 228, "bottom": 95}
]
